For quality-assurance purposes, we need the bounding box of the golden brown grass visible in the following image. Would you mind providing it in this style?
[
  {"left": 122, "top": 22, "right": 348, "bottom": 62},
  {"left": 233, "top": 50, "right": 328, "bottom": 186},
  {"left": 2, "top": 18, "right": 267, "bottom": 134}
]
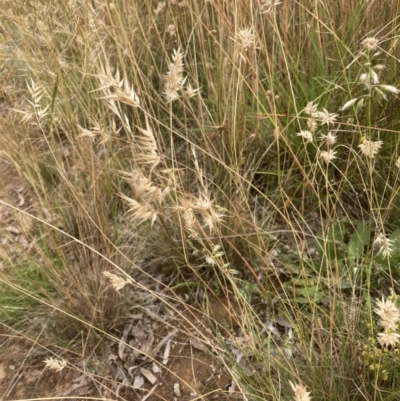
[{"left": 1, "top": 0, "right": 400, "bottom": 400}]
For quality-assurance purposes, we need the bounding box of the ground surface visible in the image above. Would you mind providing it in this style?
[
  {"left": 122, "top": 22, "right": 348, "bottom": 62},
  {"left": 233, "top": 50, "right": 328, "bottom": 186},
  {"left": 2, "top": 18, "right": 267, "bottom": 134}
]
[{"left": 0, "top": 297, "right": 236, "bottom": 401}]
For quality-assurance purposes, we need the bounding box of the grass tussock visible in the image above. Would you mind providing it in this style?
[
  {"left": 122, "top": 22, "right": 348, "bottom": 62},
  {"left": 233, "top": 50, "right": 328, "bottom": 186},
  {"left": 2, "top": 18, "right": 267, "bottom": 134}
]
[{"left": 1, "top": 0, "right": 400, "bottom": 400}]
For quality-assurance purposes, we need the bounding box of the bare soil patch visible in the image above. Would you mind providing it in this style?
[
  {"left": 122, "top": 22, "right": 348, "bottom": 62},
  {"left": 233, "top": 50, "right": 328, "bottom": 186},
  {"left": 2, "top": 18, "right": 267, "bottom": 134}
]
[
  {"left": 0, "top": 335, "right": 74, "bottom": 400},
  {"left": 0, "top": 297, "right": 234, "bottom": 401}
]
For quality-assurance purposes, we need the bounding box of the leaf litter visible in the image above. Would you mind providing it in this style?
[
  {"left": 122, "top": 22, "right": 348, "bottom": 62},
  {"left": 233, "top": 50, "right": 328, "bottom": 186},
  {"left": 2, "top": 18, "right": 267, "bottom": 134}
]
[{"left": 94, "top": 277, "right": 226, "bottom": 401}]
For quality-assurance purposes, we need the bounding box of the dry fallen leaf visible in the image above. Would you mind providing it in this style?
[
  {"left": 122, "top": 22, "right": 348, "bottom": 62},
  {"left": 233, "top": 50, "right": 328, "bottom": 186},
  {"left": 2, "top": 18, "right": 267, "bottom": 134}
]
[
  {"left": 140, "top": 367, "right": 157, "bottom": 385},
  {"left": 141, "top": 383, "right": 158, "bottom": 401},
  {"left": 17, "top": 192, "right": 25, "bottom": 207},
  {"left": 133, "top": 374, "right": 145, "bottom": 389},
  {"left": 151, "top": 330, "right": 177, "bottom": 358},
  {"left": 228, "top": 380, "right": 236, "bottom": 394},
  {"left": 274, "top": 316, "right": 293, "bottom": 328},
  {"left": 58, "top": 374, "right": 92, "bottom": 396},
  {"left": 5, "top": 225, "right": 20, "bottom": 235},
  {"left": 139, "top": 330, "right": 154, "bottom": 355},
  {"left": 265, "top": 321, "right": 281, "bottom": 338},
  {"left": 162, "top": 339, "right": 171, "bottom": 365},
  {"left": 119, "top": 321, "right": 133, "bottom": 360},
  {"left": 189, "top": 338, "right": 208, "bottom": 353},
  {"left": 151, "top": 362, "right": 162, "bottom": 374},
  {"left": 173, "top": 382, "right": 181, "bottom": 397}
]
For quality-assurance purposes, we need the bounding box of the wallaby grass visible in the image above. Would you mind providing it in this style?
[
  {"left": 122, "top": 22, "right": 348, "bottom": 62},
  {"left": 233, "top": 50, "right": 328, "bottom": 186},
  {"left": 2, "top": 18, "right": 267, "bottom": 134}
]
[{"left": 1, "top": 0, "right": 400, "bottom": 400}]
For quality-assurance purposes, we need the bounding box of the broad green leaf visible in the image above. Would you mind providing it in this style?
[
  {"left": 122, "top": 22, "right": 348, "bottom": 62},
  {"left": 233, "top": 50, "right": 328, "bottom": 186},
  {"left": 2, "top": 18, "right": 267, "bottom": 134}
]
[
  {"left": 327, "top": 221, "right": 346, "bottom": 244},
  {"left": 296, "top": 285, "right": 325, "bottom": 303},
  {"left": 348, "top": 221, "right": 370, "bottom": 261},
  {"left": 314, "top": 221, "right": 346, "bottom": 262}
]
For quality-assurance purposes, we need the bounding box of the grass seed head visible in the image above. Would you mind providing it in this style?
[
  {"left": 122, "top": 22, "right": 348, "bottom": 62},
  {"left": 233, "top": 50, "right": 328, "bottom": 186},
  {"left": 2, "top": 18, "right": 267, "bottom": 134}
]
[
  {"left": 289, "top": 381, "right": 312, "bottom": 401},
  {"left": 233, "top": 28, "right": 256, "bottom": 53},
  {"left": 303, "top": 101, "right": 318, "bottom": 116},
  {"left": 231, "top": 27, "right": 257, "bottom": 62},
  {"left": 103, "top": 271, "right": 131, "bottom": 291},
  {"left": 261, "top": 0, "right": 282, "bottom": 14},
  {"left": 154, "top": 1, "right": 166, "bottom": 16},
  {"left": 375, "top": 297, "right": 400, "bottom": 332},
  {"left": 186, "top": 82, "right": 201, "bottom": 98},
  {"left": 320, "top": 131, "right": 337, "bottom": 147},
  {"left": 313, "top": 108, "right": 338, "bottom": 126},
  {"left": 359, "top": 139, "right": 383, "bottom": 158},
  {"left": 163, "top": 48, "right": 186, "bottom": 102},
  {"left": 44, "top": 357, "right": 67, "bottom": 372},
  {"left": 307, "top": 117, "right": 318, "bottom": 133},
  {"left": 372, "top": 233, "right": 393, "bottom": 259},
  {"left": 377, "top": 332, "right": 400, "bottom": 348},
  {"left": 319, "top": 149, "right": 337, "bottom": 164},
  {"left": 296, "top": 130, "right": 313, "bottom": 143},
  {"left": 362, "top": 37, "right": 379, "bottom": 52}
]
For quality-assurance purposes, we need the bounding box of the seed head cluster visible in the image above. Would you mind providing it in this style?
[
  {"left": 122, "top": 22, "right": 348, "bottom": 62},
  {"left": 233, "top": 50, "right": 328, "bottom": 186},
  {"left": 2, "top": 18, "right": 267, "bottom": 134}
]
[
  {"left": 103, "top": 271, "right": 132, "bottom": 291},
  {"left": 163, "top": 48, "right": 187, "bottom": 102},
  {"left": 296, "top": 130, "right": 313, "bottom": 143},
  {"left": 44, "top": 357, "right": 67, "bottom": 372},
  {"left": 359, "top": 139, "right": 383, "bottom": 158},
  {"left": 372, "top": 233, "right": 393, "bottom": 259},
  {"left": 298, "top": 101, "right": 338, "bottom": 164},
  {"left": 375, "top": 296, "right": 400, "bottom": 348},
  {"left": 290, "top": 381, "right": 312, "bottom": 401},
  {"left": 361, "top": 37, "right": 380, "bottom": 52}
]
